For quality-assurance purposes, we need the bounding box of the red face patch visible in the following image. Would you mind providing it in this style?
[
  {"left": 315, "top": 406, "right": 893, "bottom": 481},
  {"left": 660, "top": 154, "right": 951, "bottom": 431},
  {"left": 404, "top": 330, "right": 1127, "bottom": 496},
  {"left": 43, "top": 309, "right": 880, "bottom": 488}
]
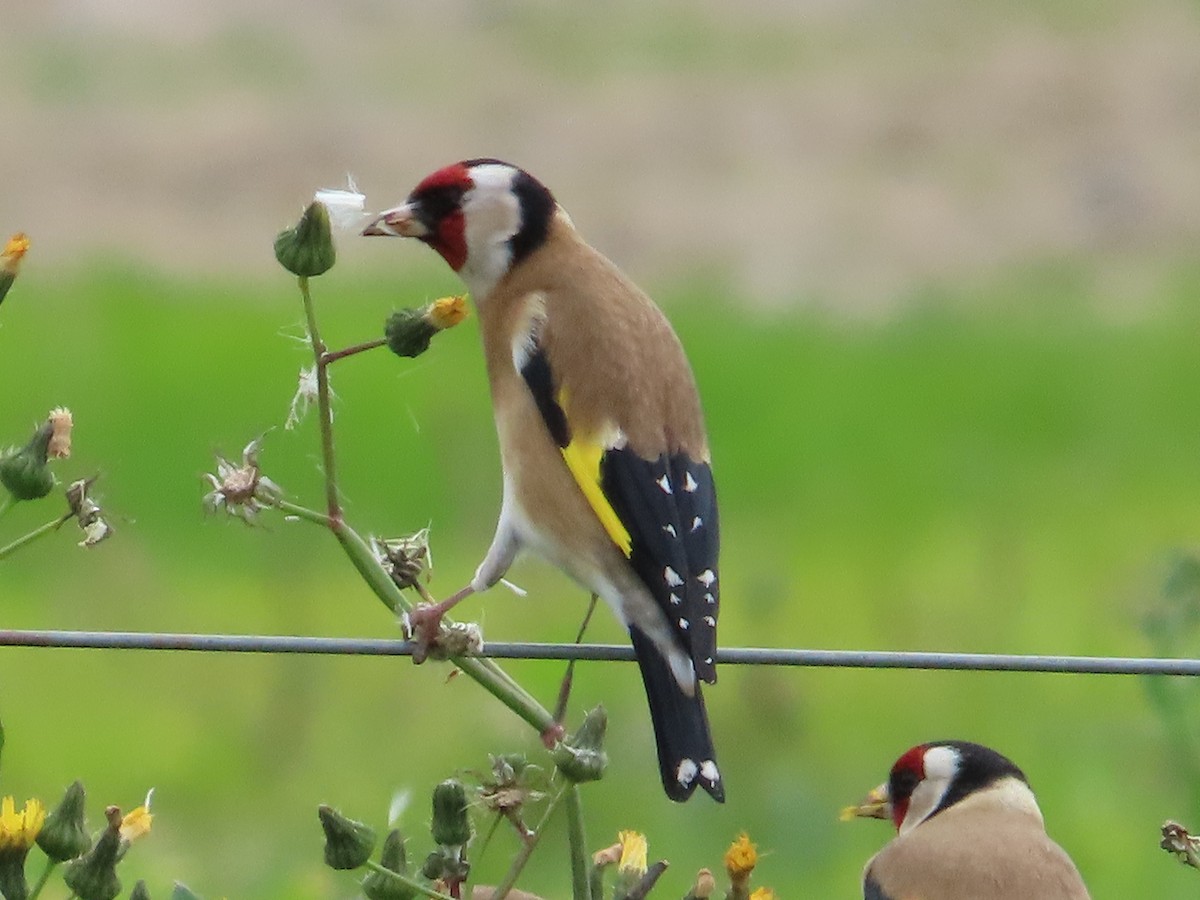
[
  {"left": 888, "top": 744, "right": 928, "bottom": 830},
  {"left": 432, "top": 209, "right": 467, "bottom": 271},
  {"left": 409, "top": 163, "right": 473, "bottom": 271}
]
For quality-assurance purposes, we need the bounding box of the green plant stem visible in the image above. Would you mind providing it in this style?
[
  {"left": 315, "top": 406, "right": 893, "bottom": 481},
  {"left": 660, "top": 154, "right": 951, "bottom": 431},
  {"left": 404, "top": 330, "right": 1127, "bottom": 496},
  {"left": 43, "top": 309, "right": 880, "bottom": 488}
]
[
  {"left": 294, "top": 276, "right": 573, "bottom": 892},
  {"left": 0, "top": 495, "right": 13, "bottom": 520},
  {"left": 273, "top": 499, "right": 329, "bottom": 528},
  {"left": 565, "top": 785, "right": 589, "bottom": 900},
  {"left": 490, "top": 785, "right": 569, "bottom": 900},
  {"left": 363, "top": 861, "right": 457, "bottom": 900},
  {"left": 0, "top": 512, "right": 71, "bottom": 561},
  {"left": 298, "top": 275, "right": 341, "bottom": 521},
  {"left": 322, "top": 337, "right": 387, "bottom": 365},
  {"left": 28, "top": 857, "right": 57, "bottom": 900},
  {"left": 272, "top": 496, "right": 555, "bottom": 733}
]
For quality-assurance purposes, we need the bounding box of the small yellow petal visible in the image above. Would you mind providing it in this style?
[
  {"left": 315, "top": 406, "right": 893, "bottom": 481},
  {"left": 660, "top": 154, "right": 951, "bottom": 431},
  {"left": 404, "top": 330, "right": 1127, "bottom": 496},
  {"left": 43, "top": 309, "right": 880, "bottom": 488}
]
[
  {"left": 617, "top": 829, "right": 648, "bottom": 876},
  {"left": 427, "top": 295, "right": 468, "bottom": 330},
  {"left": 1, "top": 232, "right": 29, "bottom": 274},
  {"left": 724, "top": 832, "right": 758, "bottom": 878},
  {"left": 749, "top": 889, "right": 777, "bottom": 900},
  {"left": 2, "top": 233, "right": 29, "bottom": 263},
  {"left": 120, "top": 795, "right": 154, "bottom": 844},
  {"left": 0, "top": 796, "right": 46, "bottom": 850}
]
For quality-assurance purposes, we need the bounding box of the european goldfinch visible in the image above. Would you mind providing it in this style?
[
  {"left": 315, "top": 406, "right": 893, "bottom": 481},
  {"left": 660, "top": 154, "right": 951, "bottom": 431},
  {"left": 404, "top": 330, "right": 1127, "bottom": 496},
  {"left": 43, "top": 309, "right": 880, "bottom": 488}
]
[
  {"left": 848, "top": 741, "right": 1091, "bottom": 899},
  {"left": 363, "top": 159, "right": 723, "bottom": 802}
]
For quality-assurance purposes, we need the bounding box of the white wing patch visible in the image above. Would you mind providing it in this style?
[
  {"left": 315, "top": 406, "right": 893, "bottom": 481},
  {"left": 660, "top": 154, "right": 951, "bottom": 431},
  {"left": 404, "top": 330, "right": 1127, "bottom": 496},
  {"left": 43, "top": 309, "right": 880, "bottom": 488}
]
[{"left": 509, "top": 293, "right": 549, "bottom": 374}]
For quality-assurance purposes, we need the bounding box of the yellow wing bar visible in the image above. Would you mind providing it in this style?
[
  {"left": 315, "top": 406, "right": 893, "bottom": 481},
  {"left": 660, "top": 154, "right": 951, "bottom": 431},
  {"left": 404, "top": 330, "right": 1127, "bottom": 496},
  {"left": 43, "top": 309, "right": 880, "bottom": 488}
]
[{"left": 561, "top": 434, "right": 633, "bottom": 557}]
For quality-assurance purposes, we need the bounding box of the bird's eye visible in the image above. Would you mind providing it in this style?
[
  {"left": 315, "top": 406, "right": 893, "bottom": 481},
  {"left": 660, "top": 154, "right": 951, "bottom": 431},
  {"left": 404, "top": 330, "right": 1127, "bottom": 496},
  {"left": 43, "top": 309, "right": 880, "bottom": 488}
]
[
  {"left": 891, "top": 769, "right": 921, "bottom": 801},
  {"left": 413, "top": 184, "right": 466, "bottom": 225}
]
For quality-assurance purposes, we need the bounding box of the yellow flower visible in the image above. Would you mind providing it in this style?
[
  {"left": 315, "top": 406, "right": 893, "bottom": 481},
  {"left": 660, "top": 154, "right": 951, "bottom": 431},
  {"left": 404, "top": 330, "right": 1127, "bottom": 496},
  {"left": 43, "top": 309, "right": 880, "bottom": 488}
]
[
  {"left": 617, "top": 829, "right": 647, "bottom": 877},
  {"left": 119, "top": 790, "right": 154, "bottom": 844},
  {"left": 725, "top": 832, "right": 758, "bottom": 880},
  {"left": 0, "top": 796, "right": 45, "bottom": 851},
  {"left": 749, "top": 889, "right": 777, "bottom": 900},
  {"left": 427, "top": 295, "right": 468, "bottom": 330},
  {"left": 1, "top": 234, "right": 29, "bottom": 275}
]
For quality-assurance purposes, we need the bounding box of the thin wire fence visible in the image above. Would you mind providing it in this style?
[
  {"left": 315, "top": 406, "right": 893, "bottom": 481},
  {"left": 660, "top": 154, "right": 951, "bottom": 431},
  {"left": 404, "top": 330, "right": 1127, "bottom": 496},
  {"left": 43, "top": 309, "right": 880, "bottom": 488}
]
[{"left": 1, "top": 629, "right": 1197, "bottom": 676}]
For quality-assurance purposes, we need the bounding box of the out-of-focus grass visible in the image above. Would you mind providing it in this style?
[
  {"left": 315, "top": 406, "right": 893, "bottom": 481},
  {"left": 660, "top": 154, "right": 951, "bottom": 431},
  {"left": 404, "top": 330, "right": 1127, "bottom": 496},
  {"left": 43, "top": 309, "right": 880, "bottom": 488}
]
[{"left": 2, "top": 261, "right": 1200, "bottom": 896}]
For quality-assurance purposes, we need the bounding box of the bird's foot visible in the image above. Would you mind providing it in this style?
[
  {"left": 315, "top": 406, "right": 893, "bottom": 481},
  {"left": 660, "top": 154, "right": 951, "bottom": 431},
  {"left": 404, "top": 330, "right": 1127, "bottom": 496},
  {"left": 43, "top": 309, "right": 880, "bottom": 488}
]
[{"left": 405, "top": 602, "right": 449, "bottom": 664}]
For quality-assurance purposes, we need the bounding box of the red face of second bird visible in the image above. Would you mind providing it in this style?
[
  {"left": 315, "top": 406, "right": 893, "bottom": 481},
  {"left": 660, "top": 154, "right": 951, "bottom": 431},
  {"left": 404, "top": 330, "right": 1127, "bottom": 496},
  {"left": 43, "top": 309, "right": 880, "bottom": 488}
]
[{"left": 888, "top": 744, "right": 929, "bottom": 829}]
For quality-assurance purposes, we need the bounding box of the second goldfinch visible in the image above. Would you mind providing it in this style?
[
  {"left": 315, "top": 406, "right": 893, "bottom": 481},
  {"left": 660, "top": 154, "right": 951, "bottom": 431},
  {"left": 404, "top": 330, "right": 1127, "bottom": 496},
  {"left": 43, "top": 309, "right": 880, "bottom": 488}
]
[
  {"left": 363, "top": 160, "right": 723, "bottom": 802},
  {"left": 848, "top": 740, "right": 1091, "bottom": 899}
]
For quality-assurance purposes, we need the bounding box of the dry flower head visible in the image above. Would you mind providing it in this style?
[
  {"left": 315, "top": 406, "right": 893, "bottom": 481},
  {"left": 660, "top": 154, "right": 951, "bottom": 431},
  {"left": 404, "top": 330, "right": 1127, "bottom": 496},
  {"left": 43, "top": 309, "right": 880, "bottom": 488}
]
[{"left": 203, "top": 437, "right": 281, "bottom": 524}]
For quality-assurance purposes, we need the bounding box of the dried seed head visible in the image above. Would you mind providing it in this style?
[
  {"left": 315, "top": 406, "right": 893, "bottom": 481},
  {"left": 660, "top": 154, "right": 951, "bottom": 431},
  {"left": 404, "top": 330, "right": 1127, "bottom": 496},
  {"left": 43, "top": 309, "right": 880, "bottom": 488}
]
[
  {"left": 47, "top": 408, "right": 73, "bottom": 459},
  {"left": 66, "top": 477, "right": 114, "bottom": 548},
  {"left": 373, "top": 529, "right": 432, "bottom": 590},
  {"left": 202, "top": 437, "right": 282, "bottom": 525}
]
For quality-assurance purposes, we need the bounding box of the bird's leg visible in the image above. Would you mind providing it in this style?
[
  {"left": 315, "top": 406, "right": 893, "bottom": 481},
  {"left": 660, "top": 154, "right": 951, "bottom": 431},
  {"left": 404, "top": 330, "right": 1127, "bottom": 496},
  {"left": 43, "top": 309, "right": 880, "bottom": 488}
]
[
  {"left": 543, "top": 593, "right": 600, "bottom": 747},
  {"left": 407, "top": 584, "right": 475, "bottom": 664}
]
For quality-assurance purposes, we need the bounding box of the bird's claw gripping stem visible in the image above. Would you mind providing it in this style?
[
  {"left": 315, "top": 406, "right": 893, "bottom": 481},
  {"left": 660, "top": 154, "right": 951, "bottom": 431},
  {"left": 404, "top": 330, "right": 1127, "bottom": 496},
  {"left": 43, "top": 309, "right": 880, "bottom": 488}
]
[{"left": 405, "top": 584, "right": 476, "bottom": 664}]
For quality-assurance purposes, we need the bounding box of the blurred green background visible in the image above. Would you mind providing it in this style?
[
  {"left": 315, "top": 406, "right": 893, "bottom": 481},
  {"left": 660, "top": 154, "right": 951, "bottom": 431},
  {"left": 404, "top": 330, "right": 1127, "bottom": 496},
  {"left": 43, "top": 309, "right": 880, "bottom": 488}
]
[{"left": 5, "top": 1, "right": 1200, "bottom": 897}]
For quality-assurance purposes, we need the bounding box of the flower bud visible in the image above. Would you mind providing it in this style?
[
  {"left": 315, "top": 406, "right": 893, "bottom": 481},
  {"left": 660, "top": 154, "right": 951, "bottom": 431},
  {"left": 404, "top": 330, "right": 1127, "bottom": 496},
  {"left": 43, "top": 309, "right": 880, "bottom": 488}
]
[
  {"left": 63, "top": 811, "right": 122, "bottom": 900},
  {"left": 724, "top": 832, "right": 758, "bottom": 899},
  {"left": 129, "top": 881, "right": 151, "bottom": 900},
  {"left": 552, "top": 706, "right": 607, "bottom": 783},
  {"left": 0, "top": 419, "right": 57, "bottom": 501},
  {"left": 275, "top": 202, "right": 335, "bottom": 277},
  {"left": 318, "top": 805, "right": 376, "bottom": 870},
  {"left": 683, "top": 868, "right": 716, "bottom": 900},
  {"left": 430, "top": 780, "right": 471, "bottom": 848},
  {"left": 0, "top": 795, "right": 46, "bottom": 899},
  {"left": 420, "top": 847, "right": 469, "bottom": 887},
  {"left": 170, "top": 883, "right": 202, "bottom": 899},
  {"left": 361, "top": 830, "right": 416, "bottom": 900},
  {"left": 420, "top": 850, "right": 443, "bottom": 882},
  {"left": 384, "top": 308, "right": 437, "bottom": 358},
  {"left": 384, "top": 296, "right": 467, "bottom": 359},
  {"left": 378, "top": 827, "right": 407, "bottom": 873},
  {"left": 36, "top": 781, "right": 90, "bottom": 862}
]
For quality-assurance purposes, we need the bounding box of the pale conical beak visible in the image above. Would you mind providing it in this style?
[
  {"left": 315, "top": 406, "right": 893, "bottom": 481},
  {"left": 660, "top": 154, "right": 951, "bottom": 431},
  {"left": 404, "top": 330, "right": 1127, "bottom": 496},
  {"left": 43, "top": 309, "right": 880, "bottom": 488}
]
[
  {"left": 840, "top": 782, "right": 892, "bottom": 822},
  {"left": 362, "top": 203, "right": 428, "bottom": 238}
]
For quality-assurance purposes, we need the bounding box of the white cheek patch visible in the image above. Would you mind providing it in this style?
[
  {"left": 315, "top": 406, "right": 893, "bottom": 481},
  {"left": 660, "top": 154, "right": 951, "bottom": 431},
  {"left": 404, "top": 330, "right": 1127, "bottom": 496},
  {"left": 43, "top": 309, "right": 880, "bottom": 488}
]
[
  {"left": 460, "top": 164, "right": 522, "bottom": 298},
  {"left": 898, "top": 745, "right": 959, "bottom": 835}
]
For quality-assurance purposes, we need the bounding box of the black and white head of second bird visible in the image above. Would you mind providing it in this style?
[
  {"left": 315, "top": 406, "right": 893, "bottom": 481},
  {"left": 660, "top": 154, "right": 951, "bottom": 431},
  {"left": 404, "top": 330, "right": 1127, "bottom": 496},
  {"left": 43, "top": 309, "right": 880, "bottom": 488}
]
[
  {"left": 851, "top": 741, "right": 1091, "bottom": 900},
  {"left": 363, "top": 160, "right": 723, "bottom": 802}
]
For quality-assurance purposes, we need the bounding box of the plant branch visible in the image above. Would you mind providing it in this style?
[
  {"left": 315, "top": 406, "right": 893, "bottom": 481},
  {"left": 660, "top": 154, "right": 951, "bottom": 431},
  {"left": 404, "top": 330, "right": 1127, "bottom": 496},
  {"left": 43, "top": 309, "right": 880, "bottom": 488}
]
[
  {"left": 322, "top": 337, "right": 387, "bottom": 366},
  {"left": 298, "top": 275, "right": 341, "bottom": 521},
  {"left": 0, "top": 512, "right": 72, "bottom": 561},
  {"left": 293, "top": 279, "right": 556, "bottom": 736},
  {"left": 490, "top": 785, "right": 568, "bottom": 900},
  {"left": 564, "top": 785, "right": 589, "bottom": 900}
]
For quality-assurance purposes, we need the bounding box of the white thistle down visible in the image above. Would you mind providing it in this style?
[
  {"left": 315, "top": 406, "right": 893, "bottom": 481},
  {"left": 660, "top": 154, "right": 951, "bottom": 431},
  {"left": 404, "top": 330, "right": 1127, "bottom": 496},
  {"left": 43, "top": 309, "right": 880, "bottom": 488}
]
[
  {"left": 286, "top": 365, "right": 322, "bottom": 430},
  {"left": 315, "top": 177, "right": 367, "bottom": 232}
]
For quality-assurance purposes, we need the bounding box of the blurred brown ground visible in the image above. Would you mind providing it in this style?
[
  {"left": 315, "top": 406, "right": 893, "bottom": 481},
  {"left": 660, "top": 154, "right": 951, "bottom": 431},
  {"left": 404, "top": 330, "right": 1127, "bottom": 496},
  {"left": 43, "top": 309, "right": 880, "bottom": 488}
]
[{"left": 5, "top": 0, "right": 1200, "bottom": 313}]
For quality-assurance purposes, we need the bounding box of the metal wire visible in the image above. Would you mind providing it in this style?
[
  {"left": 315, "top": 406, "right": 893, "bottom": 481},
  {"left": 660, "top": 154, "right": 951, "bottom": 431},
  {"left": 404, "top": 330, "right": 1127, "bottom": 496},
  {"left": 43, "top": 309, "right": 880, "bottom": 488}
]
[{"left": 0, "top": 628, "right": 1196, "bottom": 676}]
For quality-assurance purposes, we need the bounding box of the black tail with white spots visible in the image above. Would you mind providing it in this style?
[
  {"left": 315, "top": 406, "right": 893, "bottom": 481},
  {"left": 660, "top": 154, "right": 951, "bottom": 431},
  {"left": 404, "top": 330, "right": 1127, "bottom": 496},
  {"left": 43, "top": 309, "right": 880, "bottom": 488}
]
[{"left": 629, "top": 626, "right": 725, "bottom": 802}]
